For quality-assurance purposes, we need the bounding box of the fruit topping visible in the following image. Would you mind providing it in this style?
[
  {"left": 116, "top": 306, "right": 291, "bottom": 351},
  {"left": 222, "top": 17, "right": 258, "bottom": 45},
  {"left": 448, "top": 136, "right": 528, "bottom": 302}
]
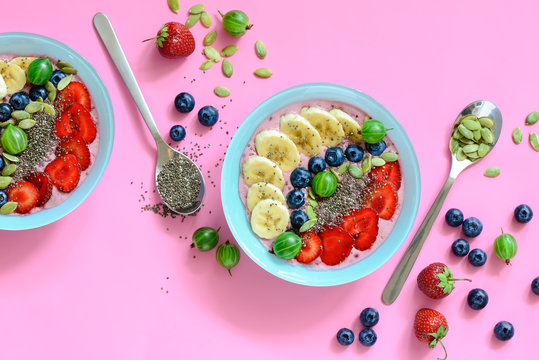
[
  {"left": 219, "top": 10, "right": 253, "bottom": 37},
  {"left": 451, "top": 238, "right": 470, "bottom": 257},
  {"left": 344, "top": 144, "right": 363, "bottom": 162},
  {"left": 169, "top": 125, "right": 186, "bottom": 141},
  {"left": 290, "top": 210, "right": 309, "bottom": 230},
  {"left": 0, "top": 103, "right": 12, "bottom": 121},
  {"left": 358, "top": 328, "right": 377, "bottom": 346},
  {"left": 493, "top": 321, "right": 514, "bottom": 341},
  {"left": 246, "top": 182, "right": 285, "bottom": 212},
  {"left": 44, "top": 154, "right": 81, "bottom": 193},
  {"left": 468, "top": 248, "right": 487, "bottom": 267},
  {"left": 279, "top": 114, "right": 322, "bottom": 156},
  {"left": 49, "top": 69, "right": 66, "bottom": 87},
  {"left": 29, "top": 85, "right": 47, "bottom": 101},
  {"left": 368, "top": 161, "right": 401, "bottom": 189},
  {"left": 216, "top": 240, "right": 240, "bottom": 276},
  {"left": 174, "top": 92, "right": 195, "bottom": 113},
  {"left": 273, "top": 232, "right": 302, "bottom": 260},
  {"left": 308, "top": 156, "right": 326, "bottom": 174},
  {"left": 0, "top": 190, "right": 7, "bottom": 207},
  {"left": 467, "top": 288, "right": 489, "bottom": 310},
  {"left": 445, "top": 208, "right": 464, "bottom": 227},
  {"left": 329, "top": 108, "right": 362, "bottom": 142},
  {"left": 286, "top": 189, "right": 305, "bottom": 209},
  {"left": 55, "top": 103, "right": 97, "bottom": 144},
  {"left": 494, "top": 229, "right": 517, "bottom": 265},
  {"left": 361, "top": 119, "right": 389, "bottom": 144},
  {"left": 191, "top": 226, "right": 220, "bottom": 251},
  {"left": 325, "top": 147, "right": 345, "bottom": 167},
  {"left": 6, "top": 181, "right": 40, "bottom": 214},
  {"left": 295, "top": 231, "right": 322, "bottom": 264},
  {"left": 27, "top": 58, "right": 53, "bottom": 85},
  {"left": 311, "top": 170, "right": 337, "bottom": 197},
  {"left": 290, "top": 167, "right": 312, "bottom": 189},
  {"left": 55, "top": 81, "right": 91, "bottom": 111},
  {"left": 255, "top": 130, "right": 300, "bottom": 172},
  {"left": 514, "top": 204, "right": 533, "bottom": 223},
  {"left": 55, "top": 135, "right": 91, "bottom": 170},
  {"left": 242, "top": 156, "right": 284, "bottom": 189},
  {"left": 532, "top": 277, "right": 539, "bottom": 295},
  {"left": 336, "top": 328, "right": 354, "bottom": 346},
  {"left": 300, "top": 107, "right": 344, "bottom": 147},
  {"left": 9, "top": 91, "right": 30, "bottom": 110},
  {"left": 366, "top": 140, "right": 386, "bottom": 156},
  {"left": 143, "top": 22, "right": 195, "bottom": 58},
  {"left": 417, "top": 262, "right": 471, "bottom": 299},
  {"left": 250, "top": 199, "right": 289, "bottom": 239},
  {"left": 25, "top": 172, "right": 53, "bottom": 207},
  {"left": 198, "top": 105, "right": 219, "bottom": 127},
  {"left": 462, "top": 217, "right": 483, "bottom": 237},
  {"left": 341, "top": 208, "right": 379, "bottom": 251},
  {"left": 0, "top": 60, "right": 26, "bottom": 96},
  {"left": 414, "top": 308, "right": 449, "bottom": 360},
  {"left": 1, "top": 124, "right": 28, "bottom": 154},
  {"left": 362, "top": 182, "right": 397, "bottom": 220},
  {"left": 359, "top": 307, "right": 379, "bottom": 327},
  {"left": 319, "top": 226, "right": 354, "bottom": 266}
]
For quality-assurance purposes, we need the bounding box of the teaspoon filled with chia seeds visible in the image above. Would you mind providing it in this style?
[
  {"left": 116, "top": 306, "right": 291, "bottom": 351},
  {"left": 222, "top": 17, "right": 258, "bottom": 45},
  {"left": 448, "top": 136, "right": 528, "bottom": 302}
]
[{"left": 93, "top": 13, "right": 205, "bottom": 214}]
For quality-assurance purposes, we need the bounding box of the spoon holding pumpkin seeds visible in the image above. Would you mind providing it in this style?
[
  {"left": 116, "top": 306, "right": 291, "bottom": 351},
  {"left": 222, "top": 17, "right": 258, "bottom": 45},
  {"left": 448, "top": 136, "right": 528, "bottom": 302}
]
[{"left": 382, "top": 100, "right": 502, "bottom": 305}]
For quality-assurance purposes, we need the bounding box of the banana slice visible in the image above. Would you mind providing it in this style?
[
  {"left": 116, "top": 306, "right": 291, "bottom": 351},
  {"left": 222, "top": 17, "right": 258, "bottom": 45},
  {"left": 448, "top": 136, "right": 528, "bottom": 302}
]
[
  {"left": 9, "top": 57, "right": 37, "bottom": 73},
  {"left": 300, "top": 106, "right": 344, "bottom": 147},
  {"left": 255, "top": 129, "right": 300, "bottom": 172},
  {"left": 0, "top": 74, "right": 7, "bottom": 99},
  {"left": 329, "top": 108, "right": 362, "bottom": 143},
  {"left": 0, "top": 61, "right": 26, "bottom": 95},
  {"left": 250, "top": 199, "right": 289, "bottom": 239},
  {"left": 242, "top": 155, "right": 285, "bottom": 189},
  {"left": 280, "top": 113, "right": 323, "bottom": 156},
  {"left": 246, "top": 182, "right": 286, "bottom": 211}
]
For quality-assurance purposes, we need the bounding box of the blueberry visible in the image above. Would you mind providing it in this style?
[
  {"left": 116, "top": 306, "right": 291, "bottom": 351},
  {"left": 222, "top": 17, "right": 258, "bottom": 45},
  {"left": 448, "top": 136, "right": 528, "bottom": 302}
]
[
  {"left": 462, "top": 217, "right": 483, "bottom": 237},
  {"left": 336, "top": 328, "right": 354, "bottom": 346},
  {"left": 0, "top": 103, "right": 12, "bottom": 121},
  {"left": 0, "top": 157, "right": 4, "bottom": 171},
  {"left": 9, "top": 92, "right": 30, "bottom": 110},
  {"left": 467, "top": 288, "right": 489, "bottom": 310},
  {"left": 169, "top": 125, "right": 186, "bottom": 141},
  {"left": 49, "top": 69, "right": 66, "bottom": 87},
  {"left": 0, "top": 190, "right": 7, "bottom": 207},
  {"left": 308, "top": 156, "right": 326, "bottom": 174},
  {"left": 29, "top": 85, "right": 48, "bottom": 101},
  {"left": 468, "top": 248, "right": 487, "bottom": 267},
  {"left": 285, "top": 229, "right": 296, "bottom": 234},
  {"left": 174, "top": 92, "right": 195, "bottom": 113},
  {"left": 445, "top": 208, "right": 464, "bottom": 227},
  {"left": 451, "top": 238, "right": 470, "bottom": 257},
  {"left": 198, "top": 105, "right": 219, "bottom": 126},
  {"left": 514, "top": 204, "right": 533, "bottom": 223},
  {"left": 344, "top": 144, "right": 364, "bottom": 162},
  {"left": 290, "top": 167, "right": 312, "bottom": 188},
  {"left": 290, "top": 210, "right": 308, "bottom": 229},
  {"left": 325, "top": 147, "right": 345, "bottom": 167},
  {"left": 366, "top": 140, "right": 386, "bottom": 156},
  {"left": 359, "top": 307, "right": 379, "bottom": 327},
  {"left": 358, "top": 328, "right": 377, "bottom": 346},
  {"left": 493, "top": 321, "right": 514, "bottom": 341},
  {"left": 286, "top": 189, "right": 305, "bottom": 209},
  {"left": 532, "top": 277, "right": 539, "bottom": 295}
]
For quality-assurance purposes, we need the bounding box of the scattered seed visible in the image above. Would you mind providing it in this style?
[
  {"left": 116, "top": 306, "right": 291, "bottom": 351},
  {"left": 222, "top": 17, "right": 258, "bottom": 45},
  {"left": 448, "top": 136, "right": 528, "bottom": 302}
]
[
  {"left": 2, "top": 164, "right": 17, "bottom": 176},
  {"left": 372, "top": 157, "right": 386, "bottom": 167},
  {"left": 186, "top": 13, "right": 201, "bottom": 28},
  {"left": 254, "top": 68, "right": 272, "bottom": 78},
  {"left": 361, "top": 156, "right": 371, "bottom": 173},
  {"left": 308, "top": 187, "right": 315, "bottom": 200},
  {"left": 204, "top": 46, "right": 221, "bottom": 62},
  {"left": 381, "top": 152, "right": 399, "bottom": 162},
  {"left": 0, "top": 202, "right": 17, "bottom": 215},
  {"left": 168, "top": 0, "right": 179, "bottom": 13},
  {"left": 56, "top": 61, "right": 74, "bottom": 69},
  {"left": 0, "top": 120, "right": 14, "bottom": 128},
  {"left": 44, "top": 81, "right": 55, "bottom": 93},
  {"left": 47, "top": 88, "right": 56, "bottom": 102},
  {"left": 512, "top": 128, "right": 522, "bottom": 144},
  {"left": 200, "top": 60, "right": 214, "bottom": 70},
  {"left": 57, "top": 74, "right": 72, "bottom": 91},
  {"left": 299, "top": 218, "right": 317, "bottom": 233},
  {"left": 337, "top": 162, "right": 349, "bottom": 174},
  {"left": 330, "top": 168, "right": 341, "bottom": 182},
  {"left": 484, "top": 167, "right": 500, "bottom": 177},
  {"left": 306, "top": 205, "right": 316, "bottom": 220},
  {"left": 526, "top": 111, "right": 539, "bottom": 125},
  {"left": 308, "top": 198, "right": 318, "bottom": 207},
  {"left": 2, "top": 153, "right": 18, "bottom": 163},
  {"left": 200, "top": 11, "right": 212, "bottom": 27},
  {"left": 189, "top": 3, "right": 204, "bottom": 14},
  {"left": 60, "top": 67, "right": 77, "bottom": 75},
  {"left": 348, "top": 165, "right": 363, "bottom": 179},
  {"left": 24, "top": 102, "right": 43, "bottom": 114},
  {"left": 18, "top": 119, "right": 37, "bottom": 130},
  {"left": 530, "top": 132, "right": 539, "bottom": 151},
  {"left": 222, "top": 59, "right": 233, "bottom": 77},
  {"left": 214, "top": 86, "right": 230, "bottom": 97},
  {"left": 255, "top": 40, "right": 267, "bottom": 59},
  {"left": 0, "top": 176, "right": 11, "bottom": 189},
  {"left": 203, "top": 30, "right": 217, "bottom": 46},
  {"left": 220, "top": 45, "right": 238, "bottom": 57},
  {"left": 11, "top": 110, "right": 30, "bottom": 121},
  {"left": 43, "top": 104, "right": 56, "bottom": 117}
]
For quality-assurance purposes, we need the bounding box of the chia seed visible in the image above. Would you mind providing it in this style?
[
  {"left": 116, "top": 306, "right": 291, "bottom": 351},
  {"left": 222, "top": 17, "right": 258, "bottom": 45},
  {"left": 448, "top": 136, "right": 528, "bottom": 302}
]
[{"left": 156, "top": 157, "right": 201, "bottom": 211}]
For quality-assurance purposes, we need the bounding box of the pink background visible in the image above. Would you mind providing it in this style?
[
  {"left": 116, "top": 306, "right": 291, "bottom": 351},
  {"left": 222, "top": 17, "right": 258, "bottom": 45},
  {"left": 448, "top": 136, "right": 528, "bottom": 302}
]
[{"left": 2, "top": 0, "right": 539, "bottom": 358}]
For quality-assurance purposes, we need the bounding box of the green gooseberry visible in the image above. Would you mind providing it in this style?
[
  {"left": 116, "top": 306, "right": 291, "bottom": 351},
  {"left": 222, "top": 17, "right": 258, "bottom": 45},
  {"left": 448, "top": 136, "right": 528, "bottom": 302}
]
[
  {"left": 272, "top": 232, "right": 302, "bottom": 260},
  {"left": 311, "top": 171, "right": 337, "bottom": 197},
  {"left": 218, "top": 10, "right": 253, "bottom": 37},
  {"left": 494, "top": 229, "right": 517, "bottom": 265},
  {"left": 361, "top": 119, "right": 391, "bottom": 144},
  {"left": 191, "top": 226, "right": 220, "bottom": 251},
  {"left": 1, "top": 124, "right": 28, "bottom": 154},
  {"left": 216, "top": 240, "right": 240, "bottom": 276},
  {"left": 27, "top": 58, "right": 53, "bottom": 86}
]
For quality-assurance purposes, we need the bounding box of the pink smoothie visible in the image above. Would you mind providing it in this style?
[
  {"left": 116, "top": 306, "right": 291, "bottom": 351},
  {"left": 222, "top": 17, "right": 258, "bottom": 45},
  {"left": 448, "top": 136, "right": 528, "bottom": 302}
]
[{"left": 239, "top": 100, "right": 404, "bottom": 270}]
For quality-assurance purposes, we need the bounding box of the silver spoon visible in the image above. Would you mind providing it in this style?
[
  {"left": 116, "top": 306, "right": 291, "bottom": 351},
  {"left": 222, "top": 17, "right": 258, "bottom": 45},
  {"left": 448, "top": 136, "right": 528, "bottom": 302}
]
[
  {"left": 382, "top": 100, "right": 502, "bottom": 305},
  {"left": 93, "top": 12, "right": 205, "bottom": 215}
]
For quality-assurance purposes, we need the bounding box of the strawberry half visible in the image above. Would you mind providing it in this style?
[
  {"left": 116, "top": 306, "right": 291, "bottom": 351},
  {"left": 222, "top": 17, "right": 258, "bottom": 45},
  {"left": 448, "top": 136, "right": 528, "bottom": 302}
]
[
  {"left": 296, "top": 231, "right": 322, "bottom": 264},
  {"left": 416, "top": 262, "right": 471, "bottom": 299},
  {"left": 341, "top": 208, "right": 379, "bottom": 251},
  {"left": 362, "top": 182, "right": 398, "bottom": 220},
  {"left": 25, "top": 172, "right": 53, "bottom": 207},
  {"left": 45, "top": 154, "right": 81, "bottom": 193},
  {"left": 55, "top": 135, "right": 91, "bottom": 170},
  {"left": 55, "top": 81, "right": 91, "bottom": 111},
  {"left": 414, "top": 308, "right": 449, "bottom": 360},
  {"left": 7, "top": 181, "right": 40, "bottom": 214},
  {"left": 369, "top": 161, "right": 402, "bottom": 189},
  {"left": 55, "top": 103, "right": 97, "bottom": 144},
  {"left": 318, "top": 226, "right": 354, "bottom": 266}
]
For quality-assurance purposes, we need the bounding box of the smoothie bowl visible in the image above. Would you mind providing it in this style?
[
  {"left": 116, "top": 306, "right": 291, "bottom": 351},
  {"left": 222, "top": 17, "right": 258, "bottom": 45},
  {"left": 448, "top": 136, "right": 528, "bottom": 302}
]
[
  {"left": 0, "top": 33, "right": 114, "bottom": 230},
  {"left": 222, "top": 83, "right": 420, "bottom": 286}
]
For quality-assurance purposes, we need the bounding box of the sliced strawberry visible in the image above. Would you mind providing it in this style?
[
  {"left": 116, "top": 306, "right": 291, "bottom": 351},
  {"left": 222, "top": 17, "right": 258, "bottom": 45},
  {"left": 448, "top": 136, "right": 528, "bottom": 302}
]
[
  {"left": 7, "top": 181, "right": 40, "bottom": 214},
  {"left": 44, "top": 154, "right": 81, "bottom": 193},
  {"left": 55, "top": 135, "right": 91, "bottom": 170},
  {"left": 341, "top": 208, "right": 379, "bottom": 251},
  {"left": 55, "top": 104, "right": 97, "bottom": 144},
  {"left": 55, "top": 81, "right": 91, "bottom": 111},
  {"left": 296, "top": 231, "right": 322, "bottom": 264},
  {"left": 318, "top": 226, "right": 354, "bottom": 266},
  {"left": 55, "top": 109, "right": 74, "bottom": 138},
  {"left": 368, "top": 161, "right": 402, "bottom": 189},
  {"left": 25, "top": 172, "right": 53, "bottom": 207},
  {"left": 362, "top": 182, "right": 398, "bottom": 220}
]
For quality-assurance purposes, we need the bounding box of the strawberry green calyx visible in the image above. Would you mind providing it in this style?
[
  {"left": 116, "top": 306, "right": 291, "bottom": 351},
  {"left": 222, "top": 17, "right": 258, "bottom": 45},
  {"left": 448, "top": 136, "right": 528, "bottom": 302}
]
[
  {"left": 142, "top": 25, "right": 170, "bottom": 48},
  {"left": 428, "top": 325, "right": 448, "bottom": 360},
  {"left": 436, "top": 266, "right": 472, "bottom": 294}
]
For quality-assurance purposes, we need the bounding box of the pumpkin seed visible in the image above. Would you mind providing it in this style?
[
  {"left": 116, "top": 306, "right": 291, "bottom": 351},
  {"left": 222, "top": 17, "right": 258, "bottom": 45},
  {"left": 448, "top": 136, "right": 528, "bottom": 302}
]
[
  {"left": 361, "top": 156, "right": 371, "bottom": 173},
  {"left": 0, "top": 120, "right": 14, "bottom": 128},
  {"left": 299, "top": 218, "right": 317, "bottom": 233},
  {"left": 255, "top": 40, "right": 267, "bottom": 59},
  {"left": 348, "top": 165, "right": 363, "bottom": 179},
  {"left": 204, "top": 46, "right": 221, "bottom": 62},
  {"left": 462, "top": 119, "right": 481, "bottom": 131},
  {"left": 456, "top": 148, "right": 466, "bottom": 161},
  {"left": 18, "top": 119, "right": 37, "bottom": 130},
  {"left": 222, "top": 59, "right": 233, "bottom": 77},
  {"left": 200, "top": 60, "right": 214, "bottom": 70},
  {"left": 459, "top": 138, "right": 475, "bottom": 145},
  {"left": 254, "top": 68, "right": 272, "bottom": 78},
  {"left": 200, "top": 11, "right": 212, "bottom": 27},
  {"left": 452, "top": 128, "right": 463, "bottom": 140},
  {"left": 308, "top": 198, "right": 318, "bottom": 207},
  {"left": 61, "top": 66, "right": 77, "bottom": 75},
  {"left": 308, "top": 187, "right": 315, "bottom": 199},
  {"left": 338, "top": 162, "right": 349, "bottom": 174},
  {"left": 473, "top": 129, "right": 481, "bottom": 141},
  {"left": 478, "top": 116, "right": 494, "bottom": 128},
  {"left": 168, "top": 0, "right": 179, "bottom": 13},
  {"left": 0, "top": 176, "right": 12, "bottom": 189},
  {"left": 189, "top": 3, "right": 204, "bottom": 14},
  {"left": 57, "top": 74, "right": 72, "bottom": 91},
  {"left": 462, "top": 144, "right": 479, "bottom": 153},
  {"left": 467, "top": 151, "right": 479, "bottom": 159},
  {"left": 458, "top": 124, "right": 474, "bottom": 139},
  {"left": 481, "top": 128, "right": 494, "bottom": 144},
  {"left": 484, "top": 167, "right": 500, "bottom": 177},
  {"left": 11, "top": 110, "right": 30, "bottom": 121},
  {"left": 381, "top": 152, "right": 399, "bottom": 162},
  {"left": 45, "top": 81, "right": 55, "bottom": 93},
  {"left": 512, "top": 127, "right": 522, "bottom": 144},
  {"left": 24, "top": 102, "right": 43, "bottom": 114},
  {"left": 306, "top": 205, "right": 316, "bottom": 220},
  {"left": 530, "top": 132, "right": 539, "bottom": 151},
  {"left": 186, "top": 13, "right": 201, "bottom": 28},
  {"left": 330, "top": 168, "right": 341, "bottom": 182},
  {"left": 43, "top": 104, "right": 56, "bottom": 117},
  {"left": 449, "top": 138, "right": 459, "bottom": 154},
  {"left": 372, "top": 157, "right": 386, "bottom": 167},
  {"left": 478, "top": 143, "right": 490, "bottom": 157},
  {"left": 47, "top": 88, "right": 56, "bottom": 102},
  {"left": 57, "top": 60, "right": 74, "bottom": 69},
  {"left": 36, "top": 97, "right": 44, "bottom": 103},
  {"left": 220, "top": 45, "right": 238, "bottom": 57},
  {"left": 460, "top": 114, "right": 477, "bottom": 123},
  {"left": 2, "top": 153, "right": 18, "bottom": 163},
  {"left": 214, "top": 86, "right": 230, "bottom": 97},
  {"left": 0, "top": 202, "right": 17, "bottom": 215},
  {"left": 526, "top": 111, "right": 539, "bottom": 125},
  {"left": 2, "top": 164, "right": 16, "bottom": 176},
  {"left": 203, "top": 31, "right": 217, "bottom": 46}
]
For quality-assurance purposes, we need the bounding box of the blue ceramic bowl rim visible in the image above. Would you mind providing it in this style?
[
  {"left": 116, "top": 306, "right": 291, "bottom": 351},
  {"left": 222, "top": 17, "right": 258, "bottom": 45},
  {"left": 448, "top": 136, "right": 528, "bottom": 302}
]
[
  {"left": 0, "top": 32, "right": 114, "bottom": 230},
  {"left": 221, "top": 83, "right": 420, "bottom": 286}
]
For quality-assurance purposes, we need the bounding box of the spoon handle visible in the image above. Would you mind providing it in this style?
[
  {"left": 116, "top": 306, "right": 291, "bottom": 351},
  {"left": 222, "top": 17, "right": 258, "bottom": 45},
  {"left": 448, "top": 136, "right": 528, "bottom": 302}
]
[
  {"left": 382, "top": 174, "right": 455, "bottom": 305},
  {"left": 93, "top": 13, "right": 163, "bottom": 144}
]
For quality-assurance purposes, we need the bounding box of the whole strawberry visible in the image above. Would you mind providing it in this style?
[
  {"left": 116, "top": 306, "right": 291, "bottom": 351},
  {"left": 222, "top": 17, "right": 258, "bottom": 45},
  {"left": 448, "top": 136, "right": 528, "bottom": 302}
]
[
  {"left": 143, "top": 22, "right": 195, "bottom": 58},
  {"left": 414, "top": 308, "right": 448, "bottom": 360},
  {"left": 417, "top": 262, "right": 471, "bottom": 299}
]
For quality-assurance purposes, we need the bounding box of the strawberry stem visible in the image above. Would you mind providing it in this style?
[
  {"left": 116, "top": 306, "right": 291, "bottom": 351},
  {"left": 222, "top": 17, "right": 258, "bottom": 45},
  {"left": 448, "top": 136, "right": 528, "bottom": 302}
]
[
  {"left": 142, "top": 36, "right": 158, "bottom": 42},
  {"left": 452, "top": 278, "right": 472, "bottom": 282},
  {"left": 437, "top": 339, "right": 447, "bottom": 360}
]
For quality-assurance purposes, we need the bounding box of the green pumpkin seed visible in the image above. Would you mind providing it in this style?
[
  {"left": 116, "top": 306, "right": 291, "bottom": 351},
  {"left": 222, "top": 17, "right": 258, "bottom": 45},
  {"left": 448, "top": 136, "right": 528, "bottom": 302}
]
[
  {"left": 189, "top": 3, "right": 204, "bottom": 14},
  {"left": 18, "top": 119, "right": 37, "bottom": 130},
  {"left": 338, "top": 162, "right": 349, "bottom": 174},
  {"left": 45, "top": 81, "right": 55, "bottom": 93},
  {"left": 473, "top": 129, "right": 481, "bottom": 141},
  {"left": 57, "top": 74, "right": 72, "bottom": 91},
  {"left": 449, "top": 138, "right": 459, "bottom": 154},
  {"left": 255, "top": 40, "right": 267, "bottom": 59},
  {"left": 308, "top": 187, "right": 315, "bottom": 199},
  {"left": 372, "top": 157, "right": 386, "bottom": 167},
  {"left": 2, "top": 153, "right": 18, "bottom": 163},
  {"left": 459, "top": 138, "right": 475, "bottom": 145},
  {"left": 299, "top": 218, "right": 317, "bottom": 233},
  {"left": 458, "top": 124, "right": 474, "bottom": 139},
  {"left": 478, "top": 143, "right": 490, "bottom": 157},
  {"left": 481, "top": 128, "right": 494, "bottom": 144},
  {"left": 47, "top": 88, "right": 56, "bottom": 102},
  {"left": 254, "top": 68, "right": 272, "bottom": 78},
  {"left": 11, "top": 110, "right": 30, "bottom": 121},
  {"left": 168, "top": 0, "right": 179, "bottom": 13},
  {"left": 61, "top": 66, "right": 77, "bottom": 75},
  {"left": 203, "top": 31, "right": 217, "bottom": 46},
  {"left": 452, "top": 128, "right": 463, "bottom": 140},
  {"left": 204, "top": 46, "right": 221, "bottom": 62},
  {"left": 0, "top": 176, "right": 12, "bottom": 189},
  {"left": 467, "top": 151, "right": 479, "bottom": 159},
  {"left": 2, "top": 164, "right": 16, "bottom": 176},
  {"left": 200, "top": 60, "right": 214, "bottom": 70},
  {"left": 530, "top": 132, "right": 539, "bottom": 151},
  {"left": 185, "top": 13, "right": 201, "bottom": 28},
  {"left": 462, "top": 144, "right": 479, "bottom": 153},
  {"left": 456, "top": 147, "right": 466, "bottom": 161},
  {"left": 43, "top": 103, "right": 56, "bottom": 117},
  {"left": 381, "top": 152, "right": 399, "bottom": 162},
  {"left": 308, "top": 198, "right": 318, "bottom": 207},
  {"left": 484, "top": 167, "right": 500, "bottom": 177},
  {"left": 460, "top": 114, "right": 478, "bottom": 123},
  {"left": 0, "top": 201, "right": 17, "bottom": 215},
  {"left": 306, "top": 205, "right": 316, "bottom": 220},
  {"left": 0, "top": 120, "right": 14, "bottom": 128},
  {"left": 56, "top": 61, "right": 73, "bottom": 69},
  {"left": 512, "top": 127, "right": 522, "bottom": 144},
  {"left": 526, "top": 111, "right": 539, "bottom": 125},
  {"left": 361, "top": 156, "right": 371, "bottom": 173},
  {"left": 478, "top": 116, "right": 495, "bottom": 128},
  {"left": 462, "top": 119, "right": 481, "bottom": 131},
  {"left": 330, "top": 168, "right": 341, "bottom": 182},
  {"left": 36, "top": 96, "right": 44, "bottom": 103},
  {"left": 348, "top": 165, "right": 363, "bottom": 179},
  {"left": 214, "top": 86, "right": 230, "bottom": 97},
  {"left": 24, "top": 102, "right": 43, "bottom": 114},
  {"left": 200, "top": 11, "right": 211, "bottom": 27},
  {"left": 222, "top": 59, "right": 233, "bottom": 77},
  {"left": 220, "top": 45, "right": 238, "bottom": 57}
]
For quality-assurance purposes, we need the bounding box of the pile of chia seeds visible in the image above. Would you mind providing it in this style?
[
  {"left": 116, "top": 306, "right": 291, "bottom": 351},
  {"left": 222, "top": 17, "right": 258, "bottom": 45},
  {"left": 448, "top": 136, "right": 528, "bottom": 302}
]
[{"left": 156, "top": 156, "right": 201, "bottom": 211}]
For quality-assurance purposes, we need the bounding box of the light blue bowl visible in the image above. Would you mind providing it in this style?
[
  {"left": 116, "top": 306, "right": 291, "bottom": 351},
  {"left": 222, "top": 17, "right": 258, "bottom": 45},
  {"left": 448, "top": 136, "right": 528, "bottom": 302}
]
[
  {"left": 0, "top": 33, "right": 114, "bottom": 230},
  {"left": 221, "top": 83, "right": 420, "bottom": 286}
]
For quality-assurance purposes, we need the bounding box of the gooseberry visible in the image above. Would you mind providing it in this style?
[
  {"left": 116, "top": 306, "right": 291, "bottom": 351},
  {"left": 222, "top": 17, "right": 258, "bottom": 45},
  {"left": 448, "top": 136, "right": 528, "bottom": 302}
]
[{"left": 218, "top": 10, "right": 252, "bottom": 37}]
